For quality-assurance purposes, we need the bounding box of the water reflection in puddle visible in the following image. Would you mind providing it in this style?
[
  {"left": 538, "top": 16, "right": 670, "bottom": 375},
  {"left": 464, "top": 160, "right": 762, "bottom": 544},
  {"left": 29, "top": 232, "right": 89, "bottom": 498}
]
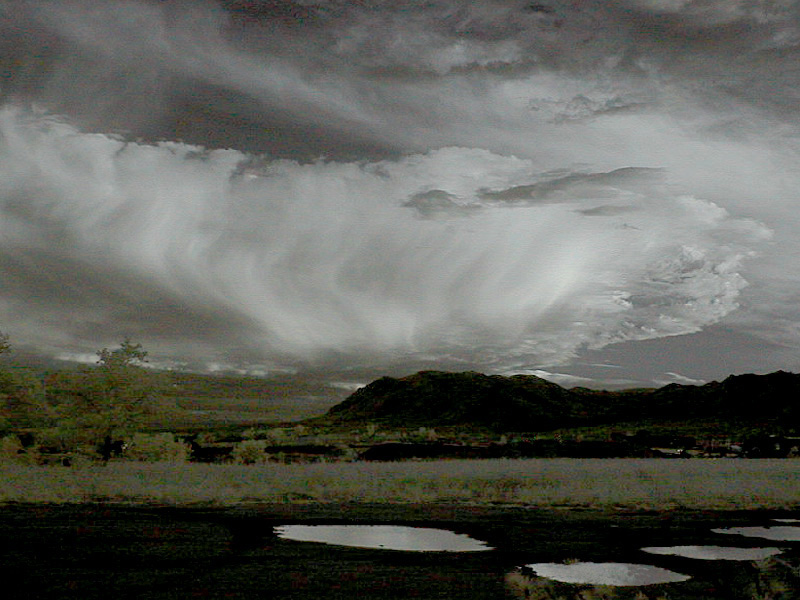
[
  {"left": 273, "top": 524, "right": 493, "bottom": 552},
  {"left": 713, "top": 526, "right": 800, "bottom": 541},
  {"left": 521, "top": 562, "right": 690, "bottom": 586},
  {"left": 642, "top": 545, "right": 783, "bottom": 561}
]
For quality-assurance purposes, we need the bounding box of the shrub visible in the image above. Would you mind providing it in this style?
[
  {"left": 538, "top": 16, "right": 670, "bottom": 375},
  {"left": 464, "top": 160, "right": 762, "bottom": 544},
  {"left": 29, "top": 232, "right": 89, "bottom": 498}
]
[
  {"left": 124, "top": 432, "right": 189, "bottom": 462},
  {"left": 335, "top": 444, "right": 359, "bottom": 462},
  {"left": 0, "top": 434, "right": 32, "bottom": 464},
  {"left": 232, "top": 439, "right": 267, "bottom": 464},
  {"left": 242, "top": 426, "right": 270, "bottom": 440},
  {"left": 36, "top": 426, "right": 96, "bottom": 454}
]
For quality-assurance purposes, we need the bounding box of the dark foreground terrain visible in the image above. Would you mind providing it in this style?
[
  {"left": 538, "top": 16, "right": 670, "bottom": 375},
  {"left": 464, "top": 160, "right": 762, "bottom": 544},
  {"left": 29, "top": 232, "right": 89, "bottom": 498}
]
[{"left": 0, "top": 502, "right": 798, "bottom": 599}]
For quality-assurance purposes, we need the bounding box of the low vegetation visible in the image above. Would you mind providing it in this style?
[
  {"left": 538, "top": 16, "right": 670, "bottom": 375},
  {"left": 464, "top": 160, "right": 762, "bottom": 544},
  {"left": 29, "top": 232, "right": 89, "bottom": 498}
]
[{"left": 1, "top": 458, "right": 799, "bottom": 510}]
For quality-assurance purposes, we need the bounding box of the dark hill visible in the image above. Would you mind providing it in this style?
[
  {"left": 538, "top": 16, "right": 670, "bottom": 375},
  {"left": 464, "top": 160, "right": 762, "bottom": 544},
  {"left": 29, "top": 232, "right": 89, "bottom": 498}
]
[
  {"left": 327, "top": 370, "right": 579, "bottom": 431},
  {"left": 326, "top": 370, "right": 800, "bottom": 432},
  {"left": 641, "top": 370, "right": 800, "bottom": 423}
]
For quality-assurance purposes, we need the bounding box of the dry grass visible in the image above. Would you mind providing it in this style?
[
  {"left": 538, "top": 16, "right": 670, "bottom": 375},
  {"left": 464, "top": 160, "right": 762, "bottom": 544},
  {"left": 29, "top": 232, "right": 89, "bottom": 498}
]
[{"left": 0, "top": 458, "right": 798, "bottom": 509}]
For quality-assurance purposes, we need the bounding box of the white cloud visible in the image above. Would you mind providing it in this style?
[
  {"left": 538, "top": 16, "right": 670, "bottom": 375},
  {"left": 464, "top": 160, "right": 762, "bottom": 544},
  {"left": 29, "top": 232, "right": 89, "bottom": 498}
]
[
  {"left": 504, "top": 369, "right": 597, "bottom": 388},
  {"left": 329, "top": 382, "right": 367, "bottom": 392},
  {"left": 657, "top": 372, "right": 707, "bottom": 386},
  {"left": 54, "top": 352, "right": 98, "bottom": 365},
  {"left": 0, "top": 107, "right": 770, "bottom": 371}
]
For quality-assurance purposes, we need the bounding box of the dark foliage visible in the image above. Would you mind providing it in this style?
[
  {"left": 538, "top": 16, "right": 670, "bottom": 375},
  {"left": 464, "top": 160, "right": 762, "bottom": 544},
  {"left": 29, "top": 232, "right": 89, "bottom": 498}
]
[
  {"left": 98, "top": 435, "right": 127, "bottom": 462},
  {"left": 263, "top": 444, "right": 342, "bottom": 456},
  {"left": 357, "top": 440, "right": 657, "bottom": 461},
  {"left": 187, "top": 437, "right": 234, "bottom": 463}
]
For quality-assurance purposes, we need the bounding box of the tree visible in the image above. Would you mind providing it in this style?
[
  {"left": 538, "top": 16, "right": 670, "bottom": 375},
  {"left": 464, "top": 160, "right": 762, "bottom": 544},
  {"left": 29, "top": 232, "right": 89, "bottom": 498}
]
[
  {"left": 0, "top": 333, "right": 51, "bottom": 434},
  {"left": 46, "top": 339, "right": 169, "bottom": 448},
  {"left": 96, "top": 338, "right": 148, "bottom": 368},
  {"left": 0, "top": 369, "right": 48, "bottom": 433}
]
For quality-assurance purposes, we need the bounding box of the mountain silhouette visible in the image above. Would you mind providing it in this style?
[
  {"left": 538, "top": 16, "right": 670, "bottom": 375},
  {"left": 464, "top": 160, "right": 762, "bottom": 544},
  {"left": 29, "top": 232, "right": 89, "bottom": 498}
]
[{"left": 327, "top": 370, "right": 800, "bottom": 432}]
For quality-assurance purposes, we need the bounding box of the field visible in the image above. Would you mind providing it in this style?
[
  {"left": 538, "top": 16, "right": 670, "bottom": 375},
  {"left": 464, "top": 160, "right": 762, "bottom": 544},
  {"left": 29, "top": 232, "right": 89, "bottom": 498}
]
[{"left": 1, "top": 458, "right": 798, "bottom": 510}]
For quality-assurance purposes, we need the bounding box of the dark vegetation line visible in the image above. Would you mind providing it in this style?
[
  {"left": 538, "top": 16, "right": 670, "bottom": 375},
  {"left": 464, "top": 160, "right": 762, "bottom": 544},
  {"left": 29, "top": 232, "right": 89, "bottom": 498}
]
[{"left": 0, "top": 334, "right": 799, "bottom": 465}]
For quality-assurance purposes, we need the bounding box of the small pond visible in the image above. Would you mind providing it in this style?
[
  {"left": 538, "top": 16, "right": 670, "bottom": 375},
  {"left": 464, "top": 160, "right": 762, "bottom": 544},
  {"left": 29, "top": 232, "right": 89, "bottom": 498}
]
[
  {"left": 642, "top": 545, "right": 783, "bottom": 561},
  {"left": 521, "top": 562, "right": 691, "bottom": 586},
  {"left": 273, "top": 524, "right": 493, "bottom": 552},
  {"left": 712, "top": 526, "right": 800, "bottom": 541}
]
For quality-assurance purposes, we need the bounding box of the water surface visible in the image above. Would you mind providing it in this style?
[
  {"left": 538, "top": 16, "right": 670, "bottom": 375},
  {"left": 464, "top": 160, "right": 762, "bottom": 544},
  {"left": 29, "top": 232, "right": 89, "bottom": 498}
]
[
  {"left": 713, "top": 526, "right": 800, "bottom": 541},
  {"left": 274, "top": 524, "right": 493, "bottom": 552},
  {"left": 642, "top": 545, "right": 782, "bottom": 561},
  {"left": 522, "top": 562, "right": 690, "bottom": 586}
]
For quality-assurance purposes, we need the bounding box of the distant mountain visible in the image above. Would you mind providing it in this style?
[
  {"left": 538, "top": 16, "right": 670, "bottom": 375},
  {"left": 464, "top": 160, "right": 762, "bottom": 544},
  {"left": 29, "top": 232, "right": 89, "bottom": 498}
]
[
  {"left": 326, "top": 370, "right": 800, "bottom": 432},
  {"left": 327, "top": 371, "right": 579, "bottom": 431}
]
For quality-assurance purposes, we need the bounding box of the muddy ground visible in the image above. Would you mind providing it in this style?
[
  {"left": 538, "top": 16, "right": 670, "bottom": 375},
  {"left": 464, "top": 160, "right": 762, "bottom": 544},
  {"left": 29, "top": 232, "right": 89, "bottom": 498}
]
[{"left": 0, "top": 502, "right": 798, "bottom": 599}]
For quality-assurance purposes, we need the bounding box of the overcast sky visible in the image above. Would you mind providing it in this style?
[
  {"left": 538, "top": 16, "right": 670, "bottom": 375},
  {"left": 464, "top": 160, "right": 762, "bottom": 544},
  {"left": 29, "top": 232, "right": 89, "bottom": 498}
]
[{"left": 0, "top": 0, "right": 799, "bottom": 387}]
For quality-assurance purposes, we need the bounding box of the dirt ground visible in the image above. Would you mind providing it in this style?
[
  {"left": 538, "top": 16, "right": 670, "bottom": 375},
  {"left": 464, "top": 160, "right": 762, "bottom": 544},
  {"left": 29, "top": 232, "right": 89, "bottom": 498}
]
[{"left": 0, "top": 502, "right": 797, "bottom": 599}]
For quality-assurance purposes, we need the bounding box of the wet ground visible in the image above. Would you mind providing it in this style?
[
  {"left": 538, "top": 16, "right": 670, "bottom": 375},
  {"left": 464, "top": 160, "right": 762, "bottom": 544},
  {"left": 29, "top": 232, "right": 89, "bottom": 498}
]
[{"left": 0, "top": 502, "right": 798, "bottom": 599}]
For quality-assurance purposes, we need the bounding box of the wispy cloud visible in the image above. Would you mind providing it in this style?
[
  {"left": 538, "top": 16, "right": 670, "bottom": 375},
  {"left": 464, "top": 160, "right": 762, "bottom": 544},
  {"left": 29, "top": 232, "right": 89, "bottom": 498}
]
[
  {"left": 0, "top": 108, "right": 770, "bottom": 372},
  {"left": 656, "top": 372, "right": 707, "bottom": 386},
  {"left": 0, "top": 0, "right": 797, "bottom": 382}
]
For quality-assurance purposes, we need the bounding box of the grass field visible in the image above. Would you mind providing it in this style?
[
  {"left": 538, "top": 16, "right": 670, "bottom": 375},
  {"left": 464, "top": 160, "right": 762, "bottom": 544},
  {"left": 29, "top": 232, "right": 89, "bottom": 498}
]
[{"left": 1, "top": 458, "right": 798, "bottom": 510}]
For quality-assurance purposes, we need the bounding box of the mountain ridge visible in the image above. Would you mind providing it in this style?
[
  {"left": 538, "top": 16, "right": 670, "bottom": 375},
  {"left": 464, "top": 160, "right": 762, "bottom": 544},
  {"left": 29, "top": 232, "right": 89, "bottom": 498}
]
[{"left": 326, "top": 369, "right": 800, "bottom": 433}]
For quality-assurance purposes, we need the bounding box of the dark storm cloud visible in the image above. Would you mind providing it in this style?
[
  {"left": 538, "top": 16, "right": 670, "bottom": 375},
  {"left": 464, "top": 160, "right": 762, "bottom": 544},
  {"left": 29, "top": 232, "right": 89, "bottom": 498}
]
[
  {"left": 0, "top": 248, "right": 258, "bottom": 343},
  {"left": 478, "top": 167, "right": 666, "bottom": 205},
  {"left": 3, "top": 1, "right": 798, "bottom": 157},
  {"left": 402, "top": 189, "right": 481, "bottom": 218},
  {"left": 577, "top": 205, "right": 638, "bottom": 217},
  {"left": 0, "top": 0, "right": 796, "bottom": 382}
]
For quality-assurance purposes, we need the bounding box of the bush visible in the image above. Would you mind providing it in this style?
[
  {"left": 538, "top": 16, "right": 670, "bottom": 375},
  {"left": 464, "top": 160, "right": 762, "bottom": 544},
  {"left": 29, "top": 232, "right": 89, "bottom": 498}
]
[
  {"left": 124, "top": 432, "right": 189, "bottom": 462},
  {"left": 0, "top": 434, "right": 31, "bottom": 464},
  {"left": 36, "top": 426, "right": 95, "bottom": 454},
  {"left": 242, "top": 427, "right": 270, "bottom": 440},
  {"left": 232, "top": 439, "right": 267, "bottom": 464}
]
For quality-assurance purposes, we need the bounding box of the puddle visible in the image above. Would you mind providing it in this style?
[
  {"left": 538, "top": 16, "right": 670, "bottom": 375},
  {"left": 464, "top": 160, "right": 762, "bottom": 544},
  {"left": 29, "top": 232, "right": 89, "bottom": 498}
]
[
  {"left": 642, "top": 545, "right": 783, "bottom": 561},
  {"left": 273, "top": 524, "right": 493, "bottom": 552},
  {"left": 773, "top": 518, "right": 800, "bottom": 523},
  {"left": 713, "top": 526, "right": 800, "bottom": 541},
  {"left": 521, "top": 562, "right": 690, "bottom": 586}
]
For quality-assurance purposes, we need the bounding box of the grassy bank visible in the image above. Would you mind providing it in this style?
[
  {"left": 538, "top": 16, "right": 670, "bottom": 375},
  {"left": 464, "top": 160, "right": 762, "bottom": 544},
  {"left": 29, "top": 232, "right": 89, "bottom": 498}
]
[{"left": 1, "top": 458, "right": 798, "bottom": 510}]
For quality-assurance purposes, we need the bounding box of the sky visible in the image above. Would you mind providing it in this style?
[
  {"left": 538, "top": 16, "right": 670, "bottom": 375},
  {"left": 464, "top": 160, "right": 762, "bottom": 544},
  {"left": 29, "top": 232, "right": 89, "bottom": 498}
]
[{"left": 0, "top": 0, "right": 799, "bottom": 388}]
